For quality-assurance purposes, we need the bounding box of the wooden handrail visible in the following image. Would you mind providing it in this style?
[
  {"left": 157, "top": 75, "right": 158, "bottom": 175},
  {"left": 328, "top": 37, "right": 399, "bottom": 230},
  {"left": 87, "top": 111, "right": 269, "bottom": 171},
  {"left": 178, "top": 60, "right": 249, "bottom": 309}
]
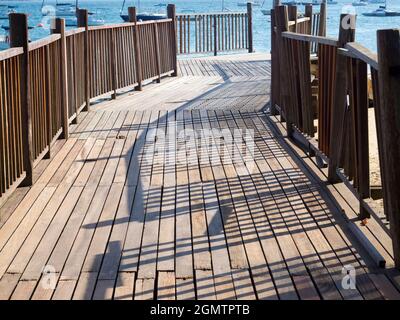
[
  {"left": 176, "top": 11, "right": 246, "bottom": 16},
  {"left": 344, "top": 42, "right": 379, "bottom": 70},
  {"left": 0, "top": 47, "right": 24, "bottom": 61},
  {"left": 87, "top": 18, "right": 173, "bottom": 31},
  {"left": 28, "top": 34, "right": 61, "bottom": 51},
  {"left": 288, "top": 16, "right": 310, "bottom": 26},
  {"left": 281, "top": 31, "right": 338, "bottom": 46},
  {"left": 64, "top": 27, "right": 86, "bottom": 37}
]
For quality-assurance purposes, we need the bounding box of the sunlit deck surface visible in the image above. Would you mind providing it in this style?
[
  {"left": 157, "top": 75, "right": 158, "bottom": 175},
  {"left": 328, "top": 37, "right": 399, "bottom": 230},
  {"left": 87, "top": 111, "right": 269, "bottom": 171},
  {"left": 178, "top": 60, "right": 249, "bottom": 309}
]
[{"left": 1, "top": 53, "right": 400, "bottom": 300}]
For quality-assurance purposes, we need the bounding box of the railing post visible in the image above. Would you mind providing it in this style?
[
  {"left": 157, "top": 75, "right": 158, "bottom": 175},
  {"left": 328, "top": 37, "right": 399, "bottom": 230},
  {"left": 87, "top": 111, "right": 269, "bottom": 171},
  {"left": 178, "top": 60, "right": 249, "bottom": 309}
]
[
  {"left": 77, "top": 9, "right": 90, "bottom": 111},
  {"left": 328, "top": 14, "right": 356, "bottom": 183},
  {"left": 110, "top": 28, "right": 118, "bottom": 99},
  {"left": 304, "top": 4, "right": 312, "bottom": 35},
  {"left": 247, "top": 2, "right": 253, "bottom": 53},
  {"left": 9, "top": 13, "right": 33, "bottom": 187},
  {"left": 270, "top": 8, "right": 278, "bottom": 115},
  {"left": 167, "top": 4, "right": 178, "bottom": 76},
  {"left": 52, "top": 18, "right": 69, "bottom": 139},
  {"left": 213, "top": 15, "right": 218, "bottom": 56},
  {"left": 275, "top": 6, "right": 291, "bottom": 134},
  {"left": 318, "top": 1, "right": 327, "bottom": 37},
  {"left": 153, "top": 22, "right": 162, "bottom": 83},
  {"left": 44, "top": 44, "right": 52, "bottom": 159},
  {"left": 129, "top": 7, "right": 143, "bottom": 91},
  {"left": 288, "top": 5, "right": 297, "bottom": 31},
  {"left": 354, "top": 59, "right": 370, "bottom": 220},
  {"left": 377, "top": 28, "right": 400, "bottom": 269}
]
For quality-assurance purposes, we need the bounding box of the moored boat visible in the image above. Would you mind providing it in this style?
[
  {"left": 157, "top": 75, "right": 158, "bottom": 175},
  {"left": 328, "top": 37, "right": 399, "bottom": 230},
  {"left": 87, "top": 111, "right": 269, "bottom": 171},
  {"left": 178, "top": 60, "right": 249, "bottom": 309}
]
[
  {"left": 352, "top": 0, "right": 368, "bottom": 6},
  {"left": 120, "top": 0, "right": 166, "bottom": 22},
  {"left": 363, "top": 0, "right": 400, "bottom": 16},
  {"left": 238, "top": 1, "right": 262, "bottom": 6},
  {"left": 362, "top": 5, "right": 400, "bottom": 16},
  {"left": 261, "top": 9, "right": 271, "bottom": 15}
]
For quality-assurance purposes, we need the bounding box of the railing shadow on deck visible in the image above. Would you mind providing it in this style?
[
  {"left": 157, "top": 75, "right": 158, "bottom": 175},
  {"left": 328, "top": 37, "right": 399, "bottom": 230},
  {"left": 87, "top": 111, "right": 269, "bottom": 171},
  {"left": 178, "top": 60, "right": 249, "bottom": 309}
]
[
  {"left": 73, "top": 71, "right": 385, "bottom": 300},
  {"left": 72, "top": 63, "right": 264, "bottom": 299}
]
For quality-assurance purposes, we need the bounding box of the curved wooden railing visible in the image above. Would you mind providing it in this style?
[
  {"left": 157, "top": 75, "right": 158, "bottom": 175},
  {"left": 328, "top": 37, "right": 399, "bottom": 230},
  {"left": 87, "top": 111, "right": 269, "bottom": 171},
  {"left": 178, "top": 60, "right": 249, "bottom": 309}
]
[
  {"left": 271, "top": 3, "right": 400, "bottom": 268},
  {"left": 0, "top": 6, "right": 178, "bottom": 207}
]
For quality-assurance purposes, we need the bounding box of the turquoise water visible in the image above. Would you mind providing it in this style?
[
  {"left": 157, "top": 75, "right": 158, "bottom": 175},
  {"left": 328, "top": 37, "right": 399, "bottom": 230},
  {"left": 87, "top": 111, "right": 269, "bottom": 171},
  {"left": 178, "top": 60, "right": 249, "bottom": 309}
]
[{"left": 1, "top": 0, "right": 400, "bottom": 52}]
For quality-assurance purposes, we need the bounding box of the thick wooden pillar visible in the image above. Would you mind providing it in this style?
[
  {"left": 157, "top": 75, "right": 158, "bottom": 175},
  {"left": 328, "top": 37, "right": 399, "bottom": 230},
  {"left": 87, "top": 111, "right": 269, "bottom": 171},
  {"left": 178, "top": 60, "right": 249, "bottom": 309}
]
[
  {"left": 328, "top": 14, "right": 356, "bottom": 182},
  {"left": 304, "top": 4, "right": 312, "bottom": 35},
  {"left": 213, "top": 15, "right": 218, "bottom": 56},
  {"left": 167, "top": 4, "right": 178, "bottom": 76},
  {"left": 52, "top": 18, "right": 69, "bottom": 139},
  {"left": 77, "top": 9, "right": 90, "bottom": 111},
  {"left": 247, "top": 2, "right": 253, "bottom": 53},
  {"left": 9, "top": 13, "right": 33, "bottom": 186},
  {"left": 377, "top": 29, "right": 400, "bottom": 268},
  {"left": 129, "top": 7, "right": 143, "bottom": 91},
  {"left": 318, "top": 2, "right": 327, "bottom": 37},
  {"left": 153, "top": 22, "right": 161, "bottom": 83},
  {"left": 275, "top": 6, "right": 291, "bottom": 134}
]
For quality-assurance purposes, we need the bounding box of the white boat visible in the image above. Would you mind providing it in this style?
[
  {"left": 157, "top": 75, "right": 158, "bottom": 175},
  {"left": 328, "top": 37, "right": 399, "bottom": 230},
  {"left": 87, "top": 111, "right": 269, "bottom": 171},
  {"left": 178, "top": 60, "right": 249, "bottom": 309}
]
[
  {"left": 260, "top": 0, "right": 271, "bottom": 15},
  {"left": 362, "top": 3, "right": 400, "bottom": 15},
  {"left": 64, "top": 16, "right": 105, "bottom": 26},
  {"left": 120, "top": 0, "right": 166, "bottom": 22},
  {"left": 41, "top": 0, "right": 105, "bottom": 25},
  {"left": 237, "top": 1, "right": 262, "bottom": 6},
  {"left": 42, "top": 0, "right": 77, "bottom": 16},
  {"left": 352, "top": 0, "right": 368, "bottom": 6}
]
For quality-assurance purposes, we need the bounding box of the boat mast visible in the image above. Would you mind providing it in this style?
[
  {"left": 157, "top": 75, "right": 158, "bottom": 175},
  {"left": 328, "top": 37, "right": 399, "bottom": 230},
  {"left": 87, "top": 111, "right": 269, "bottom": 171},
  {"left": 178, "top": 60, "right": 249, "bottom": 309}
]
[{"left": 120, "top": 0, "right": 126, "bottom": 14}]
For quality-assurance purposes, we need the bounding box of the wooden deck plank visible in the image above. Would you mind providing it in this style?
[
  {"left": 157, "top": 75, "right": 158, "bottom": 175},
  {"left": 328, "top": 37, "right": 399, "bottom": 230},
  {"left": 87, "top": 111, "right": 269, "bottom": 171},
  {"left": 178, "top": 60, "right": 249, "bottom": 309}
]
[
  {"left": 134, "top": 278, "right": 155, "bottom": 300},
  {"left": 174, "top": 111, "right": 194, "bottom": 279},
  {"left": 0, "top": 273, "right": 20, "bottom": 300},
  {"left": 114, "top": 272, "right": 135, "bottom": 300},
  {"left": 72, "top": 272, "right": 97, "bottom": 300},
  {"left": 157, "top": 271, "right": 176, "bottom": 300},
  {"left": 81, "top": 183, "right": 124, "bottom": 273},
  {"left": 195, "top": 270, "right": 216, "bottom": 300},
  {"left": 231, "top": 269, "right": 257, "bottom": 300},
  {"left": 60, "top": 186, "right": 111, "bottom": 280},
  {"left": 52, "top": 280, "right": 77, "bottom": 300},
  {"left": 137, "top": 186, "right": 162, "bottom": 279},
  {"left": 10, "top": 281, "right": 36, "bottom": 300},
  {"left": 21, "top": 186, "right": 84, "bottom": 281},
  {"left": 176, "top": 277, "right": 196, "bottom": 300}
]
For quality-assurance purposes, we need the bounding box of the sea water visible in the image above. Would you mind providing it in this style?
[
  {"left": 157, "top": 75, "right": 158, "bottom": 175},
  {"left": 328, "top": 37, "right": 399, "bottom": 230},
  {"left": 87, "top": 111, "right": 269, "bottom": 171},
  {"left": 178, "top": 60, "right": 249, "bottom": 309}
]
[{"left": 1, "top": 0, "right": 400, "bottom": 53}]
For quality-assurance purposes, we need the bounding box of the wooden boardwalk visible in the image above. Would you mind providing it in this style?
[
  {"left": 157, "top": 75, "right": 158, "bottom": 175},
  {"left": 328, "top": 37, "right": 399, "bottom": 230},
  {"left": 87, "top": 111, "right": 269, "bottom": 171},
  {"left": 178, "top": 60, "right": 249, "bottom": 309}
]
[{"left": 0, "top": 53, "right": 400, "bottom": 300}]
